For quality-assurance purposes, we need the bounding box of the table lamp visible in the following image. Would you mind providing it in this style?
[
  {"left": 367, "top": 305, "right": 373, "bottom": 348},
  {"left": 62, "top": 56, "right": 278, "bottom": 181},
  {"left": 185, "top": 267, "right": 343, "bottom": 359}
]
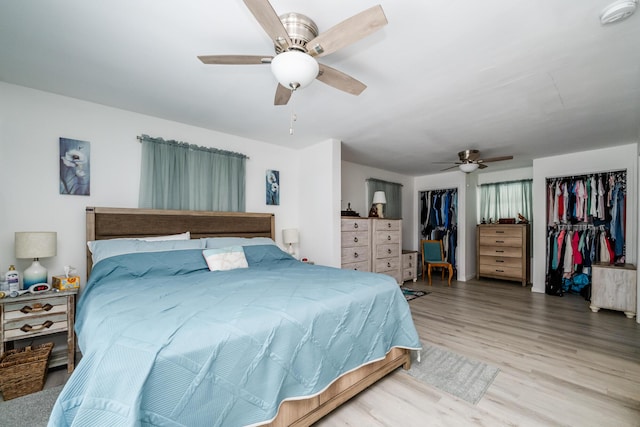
[
  {"left": 15, "top": 231, "right": 57, "bottom": 287},
  {"left": 282, "top": 228, "right": 299, "bottom": 258},
  {"left": 372, "top": 191, "right": 387, "bottom": 218}
]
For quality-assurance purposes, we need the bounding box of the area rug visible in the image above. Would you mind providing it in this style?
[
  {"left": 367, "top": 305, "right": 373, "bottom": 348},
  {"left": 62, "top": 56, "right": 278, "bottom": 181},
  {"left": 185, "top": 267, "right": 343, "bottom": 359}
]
[
  {"left": 0, "top": 385, "right": 62, "bottom": 427},
  {"left": 404, "top": 344, "right": 499, "bottom": 404},
  {"left": 402, "top": 288, "right": 430, "bottom": 301}
]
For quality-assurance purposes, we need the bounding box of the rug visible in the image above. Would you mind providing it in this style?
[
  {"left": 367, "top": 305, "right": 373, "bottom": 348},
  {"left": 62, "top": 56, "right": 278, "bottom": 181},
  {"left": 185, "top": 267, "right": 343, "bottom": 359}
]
[
  {"left": 402, "top": 288, "right": 430, "bottom": 301},
  {"left": 404, "top": 344, "right": 499, "bottom": 404},
  {"left": 0, "top": 385, "right": 62, "bottom": 427}
]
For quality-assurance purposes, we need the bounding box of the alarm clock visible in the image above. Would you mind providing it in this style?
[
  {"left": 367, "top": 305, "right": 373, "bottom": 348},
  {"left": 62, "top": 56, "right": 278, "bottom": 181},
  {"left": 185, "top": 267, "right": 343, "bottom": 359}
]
[{"left": 8, "top": 282, "right": 51, "bottom": 298}]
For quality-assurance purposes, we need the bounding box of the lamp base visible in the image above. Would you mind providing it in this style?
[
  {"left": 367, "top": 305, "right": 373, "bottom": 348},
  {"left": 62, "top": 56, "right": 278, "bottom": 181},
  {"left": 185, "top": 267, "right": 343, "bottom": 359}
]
[
  {"left": 23, "top": 259, "right": 48, "bottom": 287},
  {"left": 376, "top": 203, "right": 384, "bottom": 218}
]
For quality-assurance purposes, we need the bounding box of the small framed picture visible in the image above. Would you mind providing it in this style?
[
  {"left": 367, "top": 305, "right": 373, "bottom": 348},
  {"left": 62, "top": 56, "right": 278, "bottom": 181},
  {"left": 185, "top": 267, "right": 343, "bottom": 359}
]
[
  {"left": 60, "top": 137, "right": 90, "bottom": 196},
  {"left": 266, "top": 169, "right": 279, "bottom": 205}
]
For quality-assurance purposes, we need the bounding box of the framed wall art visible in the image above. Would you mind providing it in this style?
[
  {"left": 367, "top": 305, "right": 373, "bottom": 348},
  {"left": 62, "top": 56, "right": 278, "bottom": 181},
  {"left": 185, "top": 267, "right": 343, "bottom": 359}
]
[
  {"left": 266, "top": 169, "right": 279, "bottom": 205},
  {"left": 60, "top": 137, "right": 90, "bottom": 196}
]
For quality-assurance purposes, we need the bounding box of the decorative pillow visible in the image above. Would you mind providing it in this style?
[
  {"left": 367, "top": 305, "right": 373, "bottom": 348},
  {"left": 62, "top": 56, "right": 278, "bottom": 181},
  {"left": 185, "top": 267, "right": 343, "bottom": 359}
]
[
  {"left": 202, "top": 246, "right": 249, "bottom": 271},
  {"left": 203, "top": 237, "right": 277, "bottom": 249},
  {"left": 243, "top": 244, "right": 295, "bottom": 266},
  {"left": 88, "top": 239, "right": 204, "bottom": 265}
]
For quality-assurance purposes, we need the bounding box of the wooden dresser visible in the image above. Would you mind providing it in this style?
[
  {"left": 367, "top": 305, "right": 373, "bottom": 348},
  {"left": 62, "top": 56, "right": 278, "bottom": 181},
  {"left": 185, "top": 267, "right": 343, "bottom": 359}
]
[
  {"left": 476, "top": 224, "right": 530, "bottom": 286},
  {"left": 341, "top": 217, "right": 371, "bottom": 272},
  {"left": 371, "top": 219, "right": 402, "bottom": 284},
  {"left": 590, "top": 263, "right": 637, "bottom": 318},
  {"left": 402, "top": 250, "right": 418, "bottom": 283}
]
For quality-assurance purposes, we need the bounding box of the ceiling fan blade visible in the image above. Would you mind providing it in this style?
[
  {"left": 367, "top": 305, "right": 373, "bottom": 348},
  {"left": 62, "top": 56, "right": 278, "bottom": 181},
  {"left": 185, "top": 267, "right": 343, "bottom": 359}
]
[
  {"left": 243, "top": 0, "right": 292, "bottom": 50},
  {"left": 440, "top": 165, "right": 460, "bottom": 171},
  {"left": 274, "top": 84, "right": 292, "bottom": 105},
  {"left": 478, "top": 163, "right": 489, "bottom": 169},
  {"left": 198, "top": 55, "right": 272, "bottom": 65},
  {"left": 316, "top": 64, "right": 366, "bottom": 95},
  {"left": 478, "top": 155, "right": 514, "bottom": 163},
  {"left": 432, "top": 161, "right": 462, "bottom": 164},
  {"left": 306, "top": 5, "right": 388, "bottom": 58}
]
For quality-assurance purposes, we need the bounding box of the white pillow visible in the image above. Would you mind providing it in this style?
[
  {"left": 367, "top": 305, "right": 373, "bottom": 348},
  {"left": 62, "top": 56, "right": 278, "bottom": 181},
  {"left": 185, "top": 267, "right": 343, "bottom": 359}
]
[
  {"left": 203, "top": 246, "right": 249, "bottom": 271},
  {"left": 88, "top": 238, "right": 203, "bottom": 265},
  {"left": 203, "top": 237, "right": 276, "bottom": 249}
]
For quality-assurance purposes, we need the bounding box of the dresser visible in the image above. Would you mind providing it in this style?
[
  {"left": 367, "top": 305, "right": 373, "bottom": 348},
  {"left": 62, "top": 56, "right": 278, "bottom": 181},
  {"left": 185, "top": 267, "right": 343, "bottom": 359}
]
[
  {"left": 371, "top": 219, "right": 402, "bottom": 284},
  {"left": 476, "top": 224, "right": 530, "bottom": 286},
  {"left": 341, "top": 217, "right": 371, "bottom": 272},
  {"left": 590, "top": 263, "right": 637, "bottom": 318},
  {"left": 402, "top": 250, "right": 418, "bottom": 283},
  {"left": 1, "top": 289, "right": 78, "bottom": 373}
]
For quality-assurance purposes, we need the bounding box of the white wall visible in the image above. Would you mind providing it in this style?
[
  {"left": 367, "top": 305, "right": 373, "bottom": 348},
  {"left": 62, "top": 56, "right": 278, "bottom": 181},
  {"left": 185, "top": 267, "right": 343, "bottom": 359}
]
[
  {"left": 0, "top": 82, "right": 314, "bottom": 286},
  {"left": 341, "top": 161, "right": 415, "bottom": 251},
  {"left": 532, "top": 143, "right": 639, "bottom": 294}
]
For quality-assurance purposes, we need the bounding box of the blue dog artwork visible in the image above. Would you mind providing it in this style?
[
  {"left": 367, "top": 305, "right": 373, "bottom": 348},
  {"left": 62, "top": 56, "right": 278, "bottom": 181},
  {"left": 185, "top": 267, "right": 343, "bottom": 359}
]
[{"left": 60, "top": 137, "right": 90, "bottom": 196}]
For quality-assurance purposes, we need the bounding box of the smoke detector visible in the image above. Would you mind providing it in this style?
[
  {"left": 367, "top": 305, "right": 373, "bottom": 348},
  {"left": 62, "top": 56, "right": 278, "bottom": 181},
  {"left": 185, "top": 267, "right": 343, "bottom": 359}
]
[{"left": 600, "top": 0, "right": 637, "bottom": 24}]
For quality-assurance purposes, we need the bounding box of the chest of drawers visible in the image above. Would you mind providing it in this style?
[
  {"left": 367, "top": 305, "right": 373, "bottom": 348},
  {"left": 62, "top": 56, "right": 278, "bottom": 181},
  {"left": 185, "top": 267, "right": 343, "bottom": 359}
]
[
  {"left": 477, "top": 224, "right": 530, "bottom": 286},
  {"left": 402, "top": 250, "right": 418, "bottom": 283},
  {"left": 341, "top": 217, "right": 371, "bottom": 272},
  {"left": 372, "top": 219, "right": 402, "bottom": 284},
  {"left": 1, "top": 289, "right": 77, "bottom": 373},
  {"left": 590, "top": 263, "right": 637, "bottom": 318}
]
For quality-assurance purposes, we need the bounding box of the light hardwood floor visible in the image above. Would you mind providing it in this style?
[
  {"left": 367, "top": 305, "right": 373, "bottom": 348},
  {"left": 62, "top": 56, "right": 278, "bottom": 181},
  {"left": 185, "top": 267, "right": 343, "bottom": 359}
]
[{"left": 315, "top": 277, "right": 640, "bottom": 427}]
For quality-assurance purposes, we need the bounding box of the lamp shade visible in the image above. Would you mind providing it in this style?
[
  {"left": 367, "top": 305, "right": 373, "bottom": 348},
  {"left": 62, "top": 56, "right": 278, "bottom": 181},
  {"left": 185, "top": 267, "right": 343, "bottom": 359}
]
[
  {"left": 15, "top": 232, "right": 57, "bottom": 259},
  {"left": 282, "top": 228, "right": 299, "bottom": 245},
  {"left": 372, "top": 191, "right": 387, "bottom": 204},
  {"left": 271, "top": 51, "right": 319, "bottom": 90},
  {"left": 459, "top": 163, "right": 480, "bottom": 173}
]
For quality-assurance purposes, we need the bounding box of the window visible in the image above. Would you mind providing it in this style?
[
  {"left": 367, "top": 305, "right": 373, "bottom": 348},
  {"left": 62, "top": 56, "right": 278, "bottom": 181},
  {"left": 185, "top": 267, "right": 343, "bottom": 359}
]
[
  {"left": 478, "top": 179, "right": 532, "bottom": 223},
  {"left": 366, "top": 178, "right": 402, "bottom": 218},
  {"left": 138, "top": 135, "right": 247, "bottom": 211}
]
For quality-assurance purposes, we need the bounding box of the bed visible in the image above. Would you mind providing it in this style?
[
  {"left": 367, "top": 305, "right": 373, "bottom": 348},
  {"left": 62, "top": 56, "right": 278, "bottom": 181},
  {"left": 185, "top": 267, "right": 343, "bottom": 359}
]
[{"left": 49, "top": 207, "right": 421, "bottom": 426}]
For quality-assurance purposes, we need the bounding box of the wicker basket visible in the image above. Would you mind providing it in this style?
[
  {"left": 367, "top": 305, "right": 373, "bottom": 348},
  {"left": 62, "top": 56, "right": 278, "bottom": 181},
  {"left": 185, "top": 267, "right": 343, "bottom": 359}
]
[{"left": 0, "top": 342, "right": 53, "bottom": 400}]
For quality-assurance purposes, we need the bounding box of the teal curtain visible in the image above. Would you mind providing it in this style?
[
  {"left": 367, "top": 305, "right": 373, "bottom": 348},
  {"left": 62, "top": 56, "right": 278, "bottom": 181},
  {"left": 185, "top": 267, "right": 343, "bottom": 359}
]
[
  {"left": 366, "top": 178, "right": 403, "bottom": 219},
  {"left": 138, "top": 135, "right": 247, "bottom": 211},
  {"left": 479, "top": 179, "right": 532, "bottom": 223}
]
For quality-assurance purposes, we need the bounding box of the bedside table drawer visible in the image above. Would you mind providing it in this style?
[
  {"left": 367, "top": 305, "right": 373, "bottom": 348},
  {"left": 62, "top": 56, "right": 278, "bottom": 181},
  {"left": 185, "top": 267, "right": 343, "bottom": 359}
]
[
  {"left": 3, "top": 296, "right": 68, "bottom": 321},
  {"left": 4, "top": 312, "right": 68, "bottom": 340}
]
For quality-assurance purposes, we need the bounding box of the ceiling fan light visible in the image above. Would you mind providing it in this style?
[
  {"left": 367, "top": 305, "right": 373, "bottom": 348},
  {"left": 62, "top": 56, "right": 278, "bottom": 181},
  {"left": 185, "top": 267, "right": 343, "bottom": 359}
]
[
  {"left": 459, "top": 163, "right": 480, "bottom": 173},
  {"left": 271, "top": 51, "right": 319, "bottom": 90}
]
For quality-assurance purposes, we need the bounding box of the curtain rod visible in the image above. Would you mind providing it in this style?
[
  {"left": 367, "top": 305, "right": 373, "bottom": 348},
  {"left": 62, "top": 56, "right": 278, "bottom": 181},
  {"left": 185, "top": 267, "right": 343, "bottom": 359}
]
[{"left": 137, "top": 134, "right": 249, "bottom": 159}]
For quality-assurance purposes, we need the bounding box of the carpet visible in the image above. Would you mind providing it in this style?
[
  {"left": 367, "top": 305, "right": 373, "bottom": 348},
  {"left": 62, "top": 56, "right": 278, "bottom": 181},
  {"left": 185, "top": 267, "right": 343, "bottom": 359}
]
[
  {"left": 0, "top": 385, "right": 62, "bottom": 427},
  {"left": 402, "top": 288, "right": 430, "bottom": 301},
  {"left": 404, "top": 344, "right": 499, "bottom": 404}
]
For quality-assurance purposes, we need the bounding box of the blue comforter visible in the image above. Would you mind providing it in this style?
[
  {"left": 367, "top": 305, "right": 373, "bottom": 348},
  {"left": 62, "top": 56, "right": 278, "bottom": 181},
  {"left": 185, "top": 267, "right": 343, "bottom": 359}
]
[{"left": 49, "top": 246, "right": 421, "bottom": 426}]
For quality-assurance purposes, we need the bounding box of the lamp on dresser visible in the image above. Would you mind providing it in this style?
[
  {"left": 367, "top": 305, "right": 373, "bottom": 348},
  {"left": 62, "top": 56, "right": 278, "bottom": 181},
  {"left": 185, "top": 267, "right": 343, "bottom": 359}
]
[
  {"left": 372, "top": 191, "right": 387, "bottom": 218},
  {"left": 15, "top": 231, "right": 57, "bottom": 287}
]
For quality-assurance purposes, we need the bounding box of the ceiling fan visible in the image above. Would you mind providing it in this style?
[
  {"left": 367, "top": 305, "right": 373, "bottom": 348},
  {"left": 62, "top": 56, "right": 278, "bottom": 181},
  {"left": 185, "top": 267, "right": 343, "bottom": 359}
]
[
  {"left": 197, "top": 0, "right": 387, "bottom": 105},
  {"left": 436, "top": 150, "right": 514, "bottom": 173}
]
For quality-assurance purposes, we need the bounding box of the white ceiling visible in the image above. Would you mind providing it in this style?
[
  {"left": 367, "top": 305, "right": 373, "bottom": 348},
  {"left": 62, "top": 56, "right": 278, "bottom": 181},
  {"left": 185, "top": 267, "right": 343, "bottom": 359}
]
[{"left": 1, "top": 1, "right": 639, "bottom": 176}]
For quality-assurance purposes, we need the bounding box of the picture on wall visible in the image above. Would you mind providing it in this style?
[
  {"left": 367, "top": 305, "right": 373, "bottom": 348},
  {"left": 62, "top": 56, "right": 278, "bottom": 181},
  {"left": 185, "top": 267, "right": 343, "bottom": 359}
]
[
  {"left": 60, "top": 137, "right": 90, "bottom": 196},
  {"left": 266, "top": 169, "right": 280, "bottom": 205}
]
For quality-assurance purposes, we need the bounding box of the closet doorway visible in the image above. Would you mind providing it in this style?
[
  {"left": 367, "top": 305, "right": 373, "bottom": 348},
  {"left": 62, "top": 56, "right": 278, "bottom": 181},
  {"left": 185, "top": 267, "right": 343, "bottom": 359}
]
[{"left": 419, "top": 189, "right": 458, "bottom": 279}]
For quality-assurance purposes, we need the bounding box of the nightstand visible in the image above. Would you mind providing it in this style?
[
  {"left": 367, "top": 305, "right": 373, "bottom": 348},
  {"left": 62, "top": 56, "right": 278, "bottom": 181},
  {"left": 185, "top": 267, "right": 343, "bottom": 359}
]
[{"left": 1, "top": 289, "right": 78, "bottom": 373}]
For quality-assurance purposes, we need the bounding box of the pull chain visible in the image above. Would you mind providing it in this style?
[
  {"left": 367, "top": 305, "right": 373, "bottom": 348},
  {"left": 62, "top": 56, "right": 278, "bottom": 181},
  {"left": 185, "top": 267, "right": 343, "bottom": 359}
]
[{"left": 289, "top": 89, "right": 297, "bottom": 135}]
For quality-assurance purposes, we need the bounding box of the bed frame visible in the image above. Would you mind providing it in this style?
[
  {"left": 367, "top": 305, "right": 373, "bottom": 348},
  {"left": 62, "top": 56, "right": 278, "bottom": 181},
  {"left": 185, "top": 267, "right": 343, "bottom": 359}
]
[{"left": 85, "top": 206, "right": 411, "bottom": 426}]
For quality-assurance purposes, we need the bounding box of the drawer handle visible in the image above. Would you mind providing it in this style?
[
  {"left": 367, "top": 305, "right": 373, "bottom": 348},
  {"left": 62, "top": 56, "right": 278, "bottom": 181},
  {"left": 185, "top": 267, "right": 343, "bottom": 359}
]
[
  {"left": 20, "top": 303, "right": 53, "bottom": 314},
  {"left": 496, "top": 269, "right": 505, "bottom": 273},
  {"left": 496, "top": 230, "right": 505, "bottom": 234},
  {"left": 387, "top": 262, "right": 392, "bottom": 268},
  {"left": 496, "top": 260, "right": 504, "bottom": 263},
  {"left": 20, "top": 320, "right": 54, "bottom": 333},
  {"left": 387, "top": 248, "right": 392, "bottom": 254},
  {"left": 495, "top": 240, "right": 504, "bottom": 243},
  {"left": 387, "top": 223, "right": 392, "bottom": 228},
  {"left": 496, "top": 250, "right": 504, "bottom": 253},
  {"left": 353, "top": 237, "right": 358, "bottom": 243},
  {"left": 354, "top": 252, "right": 359, "bottom": 258},
  {"left": 409, "top": 263, "right": 413, "bottom": 267},
  {"left": 354, "top": 223, "right": 359, "bottom": 229},
  {"left": 409, "top": 255, "right": 413, "bottom": 260},
  {"left": 387, "top": 235, "right": 391, "bottom": 241}
]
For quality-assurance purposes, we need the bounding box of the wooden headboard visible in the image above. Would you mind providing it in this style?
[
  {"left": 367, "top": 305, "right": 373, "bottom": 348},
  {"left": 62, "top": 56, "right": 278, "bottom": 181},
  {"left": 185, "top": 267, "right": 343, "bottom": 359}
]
[{"left": 86, "top": 207, "right": 275, "bottom": 275}]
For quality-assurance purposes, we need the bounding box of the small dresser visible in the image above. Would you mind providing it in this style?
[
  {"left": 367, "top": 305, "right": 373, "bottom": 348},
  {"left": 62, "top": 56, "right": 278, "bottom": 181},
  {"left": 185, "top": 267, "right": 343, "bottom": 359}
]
[
  {"left": 590, "top": 263, "right": 637, "bottom": 318},
  {"left": 476, "top": 224, "right": 530, "bottom": 286},
  {"left": 402, "top": 250, "right": 418, "bottom": 283},
  {"left": 341, "top": 217, "right": 371, "bottom": 272},
  {"left": 371, "top": 219, "right": 402, "bottom": 284}
]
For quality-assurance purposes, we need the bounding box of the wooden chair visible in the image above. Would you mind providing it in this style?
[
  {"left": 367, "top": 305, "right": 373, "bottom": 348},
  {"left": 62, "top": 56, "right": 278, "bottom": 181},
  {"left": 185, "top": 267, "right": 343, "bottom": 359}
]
[{"left": 420, "top": 239, "right": 453, "bottom": 286}]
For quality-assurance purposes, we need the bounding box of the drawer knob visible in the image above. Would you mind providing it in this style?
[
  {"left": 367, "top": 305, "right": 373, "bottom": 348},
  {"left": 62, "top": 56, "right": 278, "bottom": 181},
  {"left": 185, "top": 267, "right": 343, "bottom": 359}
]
[
  {"left": 354, "top": 252, "right": 359, "bottom": 258},
  {"left": 20, "top": 320, "right": 54, "bottom": 333},
  {"left": 20, "top": 303, "right": 53, "bottom": 314},
  {"left": 353, "top": 237, "right": 359, "bottom": 243},
  {"left": 387, "top": 248, "right": 392, "bottom": 254},
  {"left": 354, "top": 223, "right": 359, "bottom": 229}
]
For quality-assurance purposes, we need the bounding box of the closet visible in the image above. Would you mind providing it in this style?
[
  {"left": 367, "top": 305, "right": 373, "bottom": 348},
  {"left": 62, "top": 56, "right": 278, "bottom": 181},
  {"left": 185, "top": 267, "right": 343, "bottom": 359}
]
[
  {"left": 545, "top": 170, "right": 626, "bottom": 291},
  {"left": 419, "top": 188, "right": 458, "bottom": 275}
]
